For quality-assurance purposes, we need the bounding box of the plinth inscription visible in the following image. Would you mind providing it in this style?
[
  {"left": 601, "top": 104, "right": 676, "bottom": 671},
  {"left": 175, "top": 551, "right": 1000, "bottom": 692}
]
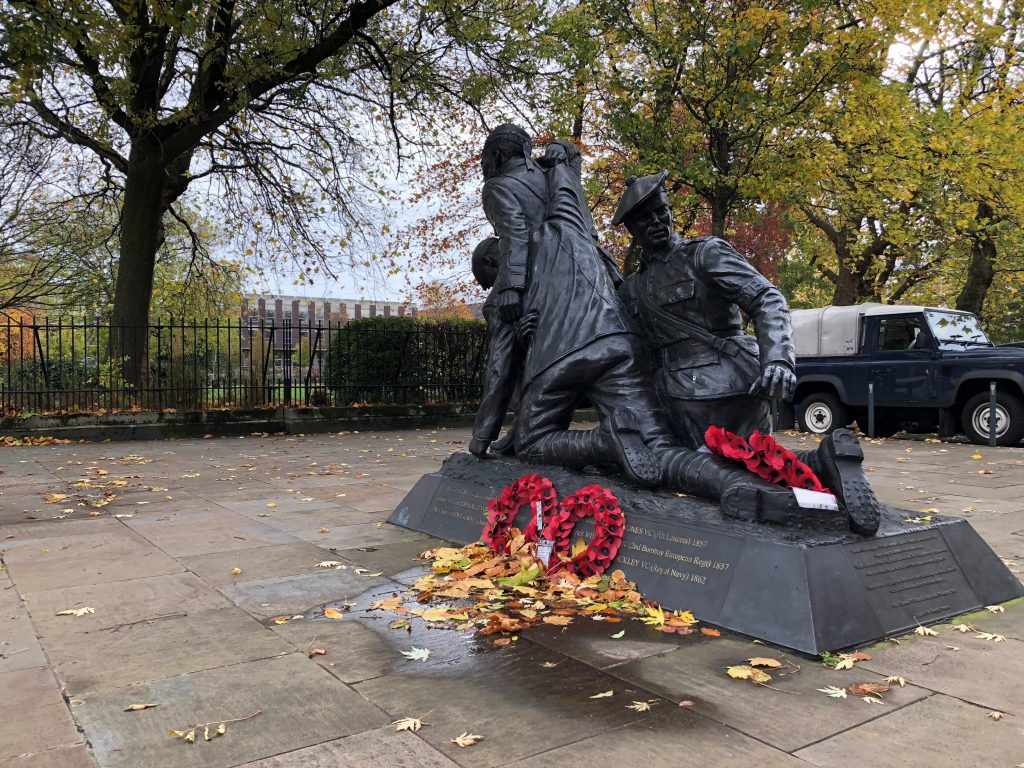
[{"left": 844, "top": 529, "right": 972, "bottom": 628}]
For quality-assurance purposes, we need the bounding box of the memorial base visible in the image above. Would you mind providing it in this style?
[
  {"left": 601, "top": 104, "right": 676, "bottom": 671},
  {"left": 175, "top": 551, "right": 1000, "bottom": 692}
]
[{"left": 388, "top": 453, "right": 1023, "bottom": 655}]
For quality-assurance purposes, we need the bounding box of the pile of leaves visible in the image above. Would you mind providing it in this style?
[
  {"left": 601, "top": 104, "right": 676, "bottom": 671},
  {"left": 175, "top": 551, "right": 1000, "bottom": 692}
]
[
  {"left": 368, "top": 531, "right": 699, "bottom": 641},
  {"left": 0, "top": 435, "right": 74, "bottom": 446}
]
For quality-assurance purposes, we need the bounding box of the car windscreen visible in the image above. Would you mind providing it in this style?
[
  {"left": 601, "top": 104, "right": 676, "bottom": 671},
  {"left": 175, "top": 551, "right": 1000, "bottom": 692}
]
[{"left": 924, "top": 310, "right": 992, "bottom": 348}]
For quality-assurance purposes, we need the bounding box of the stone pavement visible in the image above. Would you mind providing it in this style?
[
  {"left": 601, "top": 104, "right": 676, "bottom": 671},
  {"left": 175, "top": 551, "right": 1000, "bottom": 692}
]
[{"left": 1, "top": 427, "right": 1022, "bottom": 768}]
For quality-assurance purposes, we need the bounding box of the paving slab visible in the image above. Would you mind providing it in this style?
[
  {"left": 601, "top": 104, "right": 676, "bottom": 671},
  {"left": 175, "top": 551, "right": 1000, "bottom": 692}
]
[
  {"left": 24, "top": 572, "right": 233, "bottom": 639},
  {"left": 271, "top": 596, "right": 484, "bottom": 684},
  {"left": 0, "top": 530, "right": 183, "bottom": 593},
  {"left": 292, "top": 521, "right": 431, "bottom": 550},
  {"left": 501, "top": 707, "right": 805, "bottom": 768},
  {"left": 0, "top": 667, "right": 82, "bottom": 760},
  {"left": 859, "top": 628, "right": 1024, "bottom": 715},
  {"left": 124, "top": 512, "right": 299, "bottom": 557},
  {"left": 795, "top": 694, "right": 1021, "bottom": 768},
  {"left": 251, "top": 505, "right": 383, "bottom": 534},
  {"left": 234, "top": 726, "right": 460, "bottom": 768},
  {"left": 0, "top": 516, "right": 120, "bottom": 545},
  {"left": 179, "top": 542, "right": 342, "bottom": 587},
  {"left": 332, "top": 538, "right": 442, "bottom": 578},
  {"left": 524, "top": 617, "right": 698, "bottom": 670},
  {"left": 217, "top": 496, "right": 346, "bottom": 515},
  {"left": 74, "top": 653, "right": 389, "bottom": 768},
  {"left": 221, "top": 568, "right": 390, "bottom": 619},
  {"left": 0, "top": 600, "right": 48, "bottom": 674},
  {"left": 0, "top": 746, "right": 96, "bottom": 768},
  {"left": 607, "top": 636, "right": 930, "bottom": 752},
  {"left": 45, "top": 606, "right": 292, "bottom": 696},
  {"left": 307, "top": 483, "right": 410, "bottom": 513},
  {"left": 354, "top": 641, "right": 662, "bottom": 767}
]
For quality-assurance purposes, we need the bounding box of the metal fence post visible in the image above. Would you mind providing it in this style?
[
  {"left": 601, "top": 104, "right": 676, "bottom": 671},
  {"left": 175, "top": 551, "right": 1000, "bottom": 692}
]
[
  {"left": 989, "top": 381, "right": 997, "bottom": 447},
  {"left": 868, "top": 382, "right": 875, "bottom": 438}
]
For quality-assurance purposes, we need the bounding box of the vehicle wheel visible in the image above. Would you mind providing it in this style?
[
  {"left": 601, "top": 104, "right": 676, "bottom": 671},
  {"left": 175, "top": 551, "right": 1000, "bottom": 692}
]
[
  {"left": 961, "top": 391, "right": 1024, "bottom": 446},
  {"left": 797, "top": 393, "right": 848, "bottom": 435}
]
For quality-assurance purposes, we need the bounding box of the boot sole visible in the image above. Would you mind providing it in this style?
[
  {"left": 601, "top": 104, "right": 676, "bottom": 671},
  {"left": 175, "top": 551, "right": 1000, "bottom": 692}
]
[
  {"left": 608, "top": 416, "right": 661, "bottom": 487},
  {"left": 819, "top": 429, "right": 881, "bottom": 536}
]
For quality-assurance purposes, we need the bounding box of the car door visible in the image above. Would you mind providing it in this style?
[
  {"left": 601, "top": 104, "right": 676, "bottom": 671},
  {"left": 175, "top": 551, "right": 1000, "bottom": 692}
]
[{"left": 869, "top": 314, "right": 937, "bottom": 405}]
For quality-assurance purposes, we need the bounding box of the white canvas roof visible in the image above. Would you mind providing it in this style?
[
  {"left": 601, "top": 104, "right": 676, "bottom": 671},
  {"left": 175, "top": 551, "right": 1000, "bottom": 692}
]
[{"left": 791, "top": 303, "right": 936, "bottom": 357}]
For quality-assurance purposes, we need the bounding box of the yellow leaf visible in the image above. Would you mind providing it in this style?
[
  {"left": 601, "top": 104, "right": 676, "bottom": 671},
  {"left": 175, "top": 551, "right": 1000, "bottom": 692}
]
[
  {"left": 217, "top": 723, "right": 226, "bottom": 736},
  {"left": 230, "top": 568, "right": 242, "bottom": 575},
  {"left": 988, "top": 711, "right": 1004, "bottom": 721},
  {"left": 885, "top": 676, "right": 907, "bottom": 687},
  {"left": 184, "top": 729, "right": 196, "bottom": 744},
  {"left": 914, "top": 625, "right": 938, "bottom": 636},
  {"left": 571, "top": 539, "right": 587, "bottom": 558},
  {"left": 318, "top": 527, "right": 330, "bottom": 533},
  {"left": 833, "top": 656, "right": 856, "bottom": 670},
  {"left": 726, "top": 665, "right": 771, "bottom": 683},
  {"left": 986, "top": 605, "right": 1005, "bottom": 613},
  {"left": 266, "top": 502, "right": 277, "bottom": 508},
  {"left": 639, "top": 604, "right": 666, "bottom": 626},
  {"left": 124, "top": 704, "right": 158, "bottom": 712},
  {"left": 974, "top": 632, "right": 1006, "bottom": 642},
  {"left": 323, "top": 608, "right": 344, "bottom": 620},
  {"left": 450, "top": 732, "right": 483, "bottom": 747},
  {"left": 978, "top": 469, "right": 993, "bottom": 475},
  {"left": 203, "top": 725, "right": 211, "bottom": 741},
  {"left": 589, "top": 690, "right": 614, "bottom": 698},
  {"left": 626, "top": 701, "right": 652, "bottom": 712},
  {"left": 392, "top": 717, "right": 424, "bottom": 732},
  {"left": 56, "top": 607, "right": 94, "bottom": 617},
  {"left": 971, "top": 452, "right": 983, "bottom": 460},
  {"left": 747, "top": 657, "right": 783, "bottom": 669}
]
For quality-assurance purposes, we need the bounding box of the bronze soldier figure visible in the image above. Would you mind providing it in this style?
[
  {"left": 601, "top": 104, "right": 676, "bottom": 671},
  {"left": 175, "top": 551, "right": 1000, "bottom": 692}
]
[{"left": 614, "top": 171, "right": 797, "bottom": 449}]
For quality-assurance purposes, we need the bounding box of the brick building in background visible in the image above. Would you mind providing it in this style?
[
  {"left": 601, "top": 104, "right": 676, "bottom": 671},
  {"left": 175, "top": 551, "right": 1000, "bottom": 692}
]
[{"left": 238, "top": 294, "right": 416, "bottom": 379}]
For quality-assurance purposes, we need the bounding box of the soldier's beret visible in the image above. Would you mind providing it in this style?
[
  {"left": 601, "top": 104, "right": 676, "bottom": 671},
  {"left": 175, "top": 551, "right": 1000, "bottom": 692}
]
[{"left": 611, "top": 170, "right": 669, "bottom": 226}]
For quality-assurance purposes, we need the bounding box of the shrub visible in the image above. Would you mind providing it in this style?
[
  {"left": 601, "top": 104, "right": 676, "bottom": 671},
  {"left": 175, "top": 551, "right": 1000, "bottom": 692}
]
[{"left": 324, "top": 316, "right": 486, "bottom": 405}]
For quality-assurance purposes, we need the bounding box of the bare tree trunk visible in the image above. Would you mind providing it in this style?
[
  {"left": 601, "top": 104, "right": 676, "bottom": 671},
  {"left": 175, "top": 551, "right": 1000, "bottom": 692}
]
[
  {"left": 956, "top": 201, "right": 997, "bottom": 317},
  {"left": 111, "top": 153, "right": 166, "bottom": 388},
  {"left": 710, "top": 192, "right": 729, "bottom": 237}
]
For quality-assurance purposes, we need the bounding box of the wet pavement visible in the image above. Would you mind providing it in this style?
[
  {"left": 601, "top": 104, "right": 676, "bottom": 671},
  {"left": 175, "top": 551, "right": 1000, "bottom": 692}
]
[{"left": 1, "top": 427, "right": 1022, "bottom": 767}]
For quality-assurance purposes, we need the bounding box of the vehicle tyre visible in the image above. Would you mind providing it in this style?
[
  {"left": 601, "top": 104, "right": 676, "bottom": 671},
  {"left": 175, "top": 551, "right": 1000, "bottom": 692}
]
[
  {"left": 797, "top": 393, "right": 848, "bottom": 435},
  {"left": 961, "top": 391, "right": 1024, "bottom": 446}
]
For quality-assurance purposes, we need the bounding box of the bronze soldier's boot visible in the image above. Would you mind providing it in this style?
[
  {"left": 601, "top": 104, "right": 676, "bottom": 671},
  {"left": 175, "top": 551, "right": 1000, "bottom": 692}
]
[
  {"left": 523, "top": 413, "right": 661, "bottom": 488},
  {"left": 660, "top": 449, "right": 808, "bottom": 524},
  {"left": 796, "top": 428, "right": 881, "bottom": 536}
]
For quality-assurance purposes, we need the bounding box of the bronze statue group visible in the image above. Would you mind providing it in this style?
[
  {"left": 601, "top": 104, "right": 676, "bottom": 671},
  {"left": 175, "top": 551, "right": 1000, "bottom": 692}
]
[{"left": 468, "top": 124, "right": 881, "bottom": 536}]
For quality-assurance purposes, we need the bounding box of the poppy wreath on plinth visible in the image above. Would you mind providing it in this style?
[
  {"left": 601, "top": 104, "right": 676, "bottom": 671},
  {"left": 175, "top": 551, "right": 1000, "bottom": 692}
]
[
  {"left": 482, "top": 474, "right": 558, "bottom": 553},
  {"left": 704, "top": 426, "right": 828, "bottom": 493},
  {"left": 542, "top": 483, "right": 625, "bottom": 578}
]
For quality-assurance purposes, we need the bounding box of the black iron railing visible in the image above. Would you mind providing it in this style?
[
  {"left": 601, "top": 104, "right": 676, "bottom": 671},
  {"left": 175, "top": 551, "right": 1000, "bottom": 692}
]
[{"left": 0, "top": 316, "right": 488, "bottom": 416}]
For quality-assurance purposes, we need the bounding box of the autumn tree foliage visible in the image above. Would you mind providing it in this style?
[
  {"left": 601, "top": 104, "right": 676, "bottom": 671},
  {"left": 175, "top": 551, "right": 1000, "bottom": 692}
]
[{"left": 0, "top": 0, "right": 544, "bottom": 380}]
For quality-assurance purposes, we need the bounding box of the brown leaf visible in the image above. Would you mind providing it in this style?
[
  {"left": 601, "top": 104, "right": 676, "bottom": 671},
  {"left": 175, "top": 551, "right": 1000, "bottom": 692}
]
[
  {"left": 746, "top": 657, "right": 783, "bottom": 669},
  {"left": 124, "top": 703, "right": 158, "bottom": 712},
  {"left": 847, "top": 682, "right": 890, "bottom": 697},
  {"left": 700, "top": 627, "right": 721, "bottom": 637}
]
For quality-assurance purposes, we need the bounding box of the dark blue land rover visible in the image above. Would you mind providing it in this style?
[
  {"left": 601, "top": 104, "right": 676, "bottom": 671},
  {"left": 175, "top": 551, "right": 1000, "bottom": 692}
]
[{"left": 791, "top": 304, "right": 1024, "bottom": 445}]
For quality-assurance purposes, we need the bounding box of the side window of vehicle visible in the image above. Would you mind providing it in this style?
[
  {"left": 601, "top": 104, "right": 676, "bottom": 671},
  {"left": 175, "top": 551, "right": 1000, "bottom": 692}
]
[{"left": 878, "top": 316, "right": 925, "bottom": 352}]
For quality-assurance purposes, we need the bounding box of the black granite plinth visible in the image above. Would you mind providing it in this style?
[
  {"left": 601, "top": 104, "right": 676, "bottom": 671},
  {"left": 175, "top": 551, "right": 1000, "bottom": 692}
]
[{"left": 388, "top": 453, "right": 1023, "bottom": 655}]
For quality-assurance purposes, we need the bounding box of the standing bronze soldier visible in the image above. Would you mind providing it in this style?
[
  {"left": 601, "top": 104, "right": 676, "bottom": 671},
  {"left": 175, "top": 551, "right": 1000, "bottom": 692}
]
[{"left": 614, "top": 171, "right": 796, "bottom": 449}]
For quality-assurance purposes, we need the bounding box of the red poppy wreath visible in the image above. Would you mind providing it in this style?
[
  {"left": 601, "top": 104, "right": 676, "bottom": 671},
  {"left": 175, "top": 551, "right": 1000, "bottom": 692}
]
[
  {"left": 482, "top": 473, "right": 558, "bottom": 553},
  {"left": 541, "top": 483, "right": 625, "bottom": 578}
]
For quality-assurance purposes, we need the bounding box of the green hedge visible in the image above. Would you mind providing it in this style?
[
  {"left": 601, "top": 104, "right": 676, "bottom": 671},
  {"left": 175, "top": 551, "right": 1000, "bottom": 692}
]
[{"left": 323, "top": 316, "right": 487, "bottom": 405}]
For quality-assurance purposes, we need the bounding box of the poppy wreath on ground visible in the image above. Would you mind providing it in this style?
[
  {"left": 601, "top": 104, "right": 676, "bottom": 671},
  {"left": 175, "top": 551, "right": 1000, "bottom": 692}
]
[
  {"left": 482, "top": 474, "right": 559, "bottom": 553},
  {"left": 541, "top": 484, "right": 625, "bottom": 578},
  {"left": 704, "top": 426, "right": 829, "bottom": 494}
]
